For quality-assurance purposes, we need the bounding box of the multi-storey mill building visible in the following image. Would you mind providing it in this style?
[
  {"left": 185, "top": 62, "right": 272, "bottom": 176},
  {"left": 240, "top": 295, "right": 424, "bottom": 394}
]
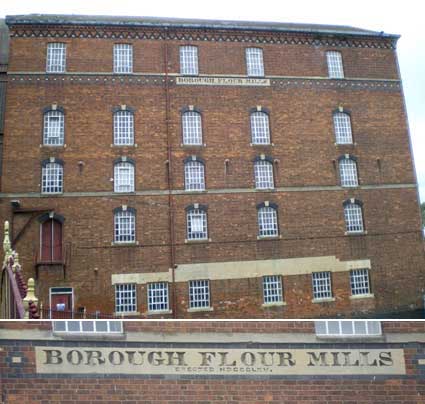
[{"left": 1, "top": 14, "right": 424, "bottom": 318}]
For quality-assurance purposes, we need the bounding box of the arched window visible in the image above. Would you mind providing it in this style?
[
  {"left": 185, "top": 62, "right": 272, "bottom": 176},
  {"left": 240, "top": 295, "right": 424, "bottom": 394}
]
[
  {"left": 42, "top": 159, "right": 63, "bottom": 194},
  {"left": 182, "top": 110, "right": 202, "bottom": 145},
  {"left": 184, "top": 157, "right": 205, "bottom": 191},
  {"left": 186, "top": 204, "right": 208, "bottom": 240},
  {"left": 113, "top": 108, "right": 134, "bottom": 145},
  {"left": 43, "top": 108, "right": 64, "bottom": 145},
  {"left": 333, "top": 111, "right": 353, "bottom": 144},
  {"left": 257, "top": 202, "right": 278, "bottom": 237},
  {"left": 250, "top": 111, "right": 270, "bottom": 145},
  {"left": 343, "top": 199, "right": 364, "bottom": 233},
  {"left": 254, "top": 157, "right": 274, "bottom": 189},
  {"left": 338, "top": 155, "right": 358, "bottom": 187},
  {"left": 326, "top": 51, "right": 344, "bottom": 79},
  {"left": 114, "top": 158, "right": 135, "bottom": 193},
  {"left": 39, "top": 213, "right": 64, "bottom": 263},
  {"left": 114, "top": 207, "right": 136, "bottom": 243}
]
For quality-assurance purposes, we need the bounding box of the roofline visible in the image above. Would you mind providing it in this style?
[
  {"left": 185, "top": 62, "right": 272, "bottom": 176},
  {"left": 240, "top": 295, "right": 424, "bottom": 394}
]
[{"left": 5, "top": 15, "right": 400, "bottom": 40}]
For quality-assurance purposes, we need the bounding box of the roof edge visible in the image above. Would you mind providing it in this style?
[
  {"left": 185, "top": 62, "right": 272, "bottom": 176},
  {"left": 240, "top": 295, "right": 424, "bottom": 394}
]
[{"left": 5, "top": 14, "right": 400, "bottom": 40}]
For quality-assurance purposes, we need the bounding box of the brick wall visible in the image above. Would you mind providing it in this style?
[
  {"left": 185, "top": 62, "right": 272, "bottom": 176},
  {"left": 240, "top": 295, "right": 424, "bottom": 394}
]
[
  {"left": 1, "top": 321, "right": 425, "bottom": 403},
  {"left": 1, "top": 20, "right": 424, "bottom": 318}
]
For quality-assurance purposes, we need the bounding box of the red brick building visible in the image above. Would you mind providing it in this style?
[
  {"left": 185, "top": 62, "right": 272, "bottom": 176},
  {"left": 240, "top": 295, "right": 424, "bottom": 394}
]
[
  {"left": 1, "top": 320, "right": 425, "bottom": 403},
  {"left": 1, "top": 15, "right": 424, "bottom": 318}
]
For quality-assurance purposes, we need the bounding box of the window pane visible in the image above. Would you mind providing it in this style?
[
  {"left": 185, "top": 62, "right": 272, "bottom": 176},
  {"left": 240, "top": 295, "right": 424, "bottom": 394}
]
[
  {"left": 184, "top": 161, "right": 205, "bottom": 191},
  {"left": 115, "top": 283, "right": 137, "bottom": 312},
  {"left": 251, "top": 112, "right": 270, "bottom": 144},
  {"left": 43, "top": 110, "right": 64, "bottom": 145},
  {"left": 258, "top": 207, "right": 278, "bottom": 237},
  {"left": 189, "top": 280, "right": 210, "bottom": 308},
  {"left": 109, "top": 321, "right": 123, "bottom": 332},
  {"left": 254, "top": 160, "right": 274, "bottom": 189},
  {"left": 327, "top": 51, "right": 344, "bottom": 79},
  {"left": 53, "top": 321, "right": 66, "bottom": 332},
  {"left": 67, "top": 321, "right": 81, "bottom": 332},
  {"left": 114, "top": 111, "right": 134, "bottom": 145},
  {"left": 187, "top": 209, "right": 208, "bottom": 240},
  {"left": 333, "top": 113, "right": 353, "bottom": 144},
  {"left": 350, "top": 269, "right": 370, "bottom": 295},
  {"left": 246, "top": 48, "right": 264, "bottom": 77},
  {"left": 42, "top": 162, "right": 63, "bottom": 194},
  {"left": 312, "top": 272, "right": 332, "bottom": 299},
  {"left": 114, "top": 162, "right": 135, "bottom": 193},
  {"left": 114, "top": 210, "right": 136, "bottom": 243},
  {"left": 339, "top": 158, "right": 358, "bottom": 187},
  {"left": 114, "top": 44, "right": 133, "bottom": 73},
  {"left": 327, "top": 321, "right": 340, "bottom": 335},
  {"left": 82, "top": 321, "right": 95, "bottom": 332},
  {"left": 46, "top": 43, "right": 66, "bottom": 73},
  {"left": 344, "top": 203, "right": 364, "bottom": 233},
  {"left": 354, "top": 321, "right": 367, "bottom": 335},
  {"left": 182, "top": 111, "right": 202, "bottom": 145},
  {"left": 263, "top": 275, "right": 283, "bottom": 304},
  {"left": 148, "top": 283, "right": 169, "bottom": 312},
  {"left": 341, "top": 321, "right": 354, "bottom": 335},
  {"left": 180, "top": 46, "right": 198, "bottom": 75},
  {"left": 95, "top": 321, "right": 108, "bottom": 332}
]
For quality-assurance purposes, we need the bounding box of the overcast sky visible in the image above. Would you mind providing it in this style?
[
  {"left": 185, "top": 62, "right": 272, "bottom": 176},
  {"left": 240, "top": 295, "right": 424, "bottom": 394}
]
[{"left": 1, "top": 0, "right": 424, "bottom": 202}]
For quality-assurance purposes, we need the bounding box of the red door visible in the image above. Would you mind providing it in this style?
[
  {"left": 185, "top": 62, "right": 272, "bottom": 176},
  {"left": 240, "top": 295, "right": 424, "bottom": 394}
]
[
  {"left": 41, "top": 219, "right": 62, "bottom": 262},
  {"left": 51, "top": 293, "right": 72, "bottom": 319}
]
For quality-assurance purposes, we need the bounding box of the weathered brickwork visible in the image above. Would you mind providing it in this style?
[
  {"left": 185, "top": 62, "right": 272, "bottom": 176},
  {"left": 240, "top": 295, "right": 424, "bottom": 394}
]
[
  {"left": 1, "top": 15, "right": 424, "bottom": 318},
  {"left": 1, "top": 321, "right": 425, "bottom": 403}
]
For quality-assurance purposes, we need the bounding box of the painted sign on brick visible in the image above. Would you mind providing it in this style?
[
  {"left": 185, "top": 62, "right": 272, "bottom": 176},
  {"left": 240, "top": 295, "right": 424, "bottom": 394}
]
[{"left": 35, "top": 347, "right": 406, "bottom": 375}]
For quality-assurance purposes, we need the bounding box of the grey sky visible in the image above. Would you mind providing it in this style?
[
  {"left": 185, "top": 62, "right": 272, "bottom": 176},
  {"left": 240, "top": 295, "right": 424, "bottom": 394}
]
[{"left": 1, "top": 0, "right": 424, "bottom": 201}]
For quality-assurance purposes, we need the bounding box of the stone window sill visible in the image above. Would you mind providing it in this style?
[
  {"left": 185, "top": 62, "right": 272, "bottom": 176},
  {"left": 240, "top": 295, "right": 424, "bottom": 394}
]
[
  {"left": 345, "top": 231, "right": 367, "bottom": 236},
  {"left": 262, "top": 301, "right": 287, "bottom": 308},
  {"left": 257, "top": 235, "right": 281, "bottom": 240},
  {"left": 180, "top": 143, "right": 206, "bottom": 148},
  {"left": 349, "top": 293, "right": 375, "bottom": 300},
  {"left": 114, "top": 311, "right": 140, "bottom": 317},
  {"left": 111, "top": 241, "right": 139, "bottom": 246},
  {"left": 187, "top": 307, "right": 214, "bottom": 313},
  {"left": 312, "top": 297, "right": 336, "bottom": 304},
  {"left": 185, "top": 238, "right": 211, "bottom": 244},
  {"left": 39, "top": 144, "right": 67, "bottom": 148},
  {"left": 146, "top": 309, "right": 172, "bottom": 316},
  {"left": 110, "top": 144, "right": 138, "bottom": 147},
  {"left": 250, "top": 143, "right": 275, "bottom": 147}
]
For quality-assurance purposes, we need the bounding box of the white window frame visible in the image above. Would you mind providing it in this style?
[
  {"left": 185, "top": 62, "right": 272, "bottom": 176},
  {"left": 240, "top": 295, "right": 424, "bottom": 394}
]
[
  {"left": 350, "top": 269, "right": 371, "bottom": 296},
  {"left": 53, "top": 320, "right": 123, "bottom": 334},
  {"left": 254, "top": 160, "right": 274, "bottom": 189},
  {"left": 42, "top": 162, "right": 63, "bottom": 194},
  {"left": 246, "top": 48, "right": 264, "bottom": 77},
  {"left": 326, "top": 51, "right": 344, "bottom": 79},
  {"left": 186, "top": 208, "right": 208, "bottom": 240},
  {"left": 344, "top": 202, "right": 364, "bottom": 233},
  {"left": 182, "top": 111, "right": 203, "bottom": 145},
  {"left": 115, "top": 283, "right": 137, "bottom": 314},
  {"left": 43, "top": 110, "right": 65, "bottom": 146},
  {"left": 46, "top": 43, "right": 66, "bottom": 73},
  {"left": 315, "top": 320, "right": 382, "bottom": 337},
  {"left": 114, "top": 110, "right": 134, "bottom": 146},
  {"left": 189, "top": 279, "right": 210, "bottom": 309},
  {"left": 114, "top": 209, "right": 136, "bottom": 243},
  {"left": 312, "top": 271, "right": 332, "bottom": 300},
  {"left": 339, "top": 157, "right": 359, "bottom": 187},
  {"left": 180, "top": 46, "right": 199, "bottom": 75},
  {"left": 263, "top": 275, "right": 283, "bottom": 304},
  {"left": 258, "top": 206, "right": 278, "bottom": 238},
  {"left": 114, "top": 161, "right": 135, "bottom": 193},
  {"left": 114, "top": 44, "right": 133, "bottom": 74},
  {"left": 333, "top": 112, "right": 353, "bottom": 144},
  {"left": 148, "top": 282, "right": 169, "bottom": 312},
  {"left": 250, "top": 111, "right": 271, "bottom": 145},
  {"left": 184, "top": 160, "right": 205, "bottom": 191}
]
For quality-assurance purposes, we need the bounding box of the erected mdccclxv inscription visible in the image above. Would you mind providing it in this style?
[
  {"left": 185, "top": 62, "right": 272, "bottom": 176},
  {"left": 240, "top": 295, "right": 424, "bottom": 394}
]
[
  {"left": 35, "top": 348, "right": 406, "bottom": 376},
  {"left": 176, "top": 76, "right": 270, "bottom": 86}
]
